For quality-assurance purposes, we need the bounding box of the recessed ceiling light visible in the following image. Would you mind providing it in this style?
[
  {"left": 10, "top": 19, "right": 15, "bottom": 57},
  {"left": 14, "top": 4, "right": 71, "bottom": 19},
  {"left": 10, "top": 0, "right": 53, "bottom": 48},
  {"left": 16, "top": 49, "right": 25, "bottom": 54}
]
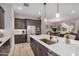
[
  {"left": 18, "top": 7, "right": 22, "bottom": 10},
  {"left": 72, "top": 10, "right": 75, "bottom": 14}
]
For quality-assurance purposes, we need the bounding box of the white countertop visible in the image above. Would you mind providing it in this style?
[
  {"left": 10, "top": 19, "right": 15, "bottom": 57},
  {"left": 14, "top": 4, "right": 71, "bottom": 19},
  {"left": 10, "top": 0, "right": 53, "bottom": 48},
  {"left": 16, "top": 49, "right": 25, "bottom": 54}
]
[
  {"left": 30, "top": 34, "right": 79, "bottom": 56},
  {"left": 0, "top": 35, "right": 11, "bottom": 47},
  {"left": 14, "top": 29, "right": 26, "bottom": 35}
]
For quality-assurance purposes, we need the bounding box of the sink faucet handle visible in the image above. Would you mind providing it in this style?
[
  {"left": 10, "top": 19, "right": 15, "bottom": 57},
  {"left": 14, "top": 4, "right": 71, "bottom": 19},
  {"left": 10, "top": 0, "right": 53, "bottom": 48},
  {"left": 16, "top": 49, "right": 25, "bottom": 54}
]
[{"left": 55, "top": 36, "right": 59, "bottom": 43}]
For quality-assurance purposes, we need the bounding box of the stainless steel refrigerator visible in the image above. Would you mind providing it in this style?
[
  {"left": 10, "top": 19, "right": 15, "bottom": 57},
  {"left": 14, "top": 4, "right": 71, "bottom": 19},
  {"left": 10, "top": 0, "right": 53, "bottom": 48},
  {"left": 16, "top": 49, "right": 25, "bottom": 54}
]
[{"left": 27, "top": 25, "right": 36, "bottom": 42}]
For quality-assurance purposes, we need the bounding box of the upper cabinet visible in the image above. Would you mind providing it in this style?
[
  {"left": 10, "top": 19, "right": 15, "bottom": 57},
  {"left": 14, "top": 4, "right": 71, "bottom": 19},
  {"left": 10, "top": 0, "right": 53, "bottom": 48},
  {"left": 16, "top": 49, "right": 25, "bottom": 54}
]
[
  {"left": 14, "top": 18, "right": 41, "bottom": 34},
  {"left": 14, "top": 18, "right": 26, "bottom": 29},
  {"left": 0, "top": 6, "right": 4, "bottom": 29},
  {"left": 26, "top": 19, "right": 41, "bottom": 26}
]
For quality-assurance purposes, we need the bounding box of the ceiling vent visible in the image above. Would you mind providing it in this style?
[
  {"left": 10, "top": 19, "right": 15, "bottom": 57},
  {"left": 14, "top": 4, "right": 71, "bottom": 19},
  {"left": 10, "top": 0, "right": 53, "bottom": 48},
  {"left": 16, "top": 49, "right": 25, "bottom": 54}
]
[{"left": 23, "top": 3, "right": 29, "bottom": 7}]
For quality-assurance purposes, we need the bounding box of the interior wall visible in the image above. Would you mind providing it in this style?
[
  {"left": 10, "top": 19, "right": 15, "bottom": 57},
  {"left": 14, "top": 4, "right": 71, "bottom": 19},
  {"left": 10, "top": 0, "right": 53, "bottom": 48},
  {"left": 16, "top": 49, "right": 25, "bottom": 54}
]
[
  {"left": 63, "top": 19, "right": 79, "bottom": 32},
  {"left": 0, "top": 4, "right": 14, "bottom": 47},
  {"left": 41, "top": 19, "right": 79, "bottom": 34}
]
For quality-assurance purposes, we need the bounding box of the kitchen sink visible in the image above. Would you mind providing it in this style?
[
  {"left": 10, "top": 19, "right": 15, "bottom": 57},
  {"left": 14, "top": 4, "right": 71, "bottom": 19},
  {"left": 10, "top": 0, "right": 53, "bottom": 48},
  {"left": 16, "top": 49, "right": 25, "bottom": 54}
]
[{"left": 40, "top": 38, "right": 56, "bottom": 45}]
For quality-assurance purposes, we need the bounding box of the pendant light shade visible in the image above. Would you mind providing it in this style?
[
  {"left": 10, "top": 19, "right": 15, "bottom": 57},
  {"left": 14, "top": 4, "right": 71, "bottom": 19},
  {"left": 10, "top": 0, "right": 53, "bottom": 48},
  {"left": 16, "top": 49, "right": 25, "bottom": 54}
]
[
  {"left": 44, "top": 3, "right": 47, "bottom": 22},
  {"left": 56, "top": 3, "right": 60, "bottom": 18},
  {"left": 44, "top": 18, "right": 47, "bottom": 22},
  {"left": 56, "top": 13, "right": 60, "bottom": 18}
]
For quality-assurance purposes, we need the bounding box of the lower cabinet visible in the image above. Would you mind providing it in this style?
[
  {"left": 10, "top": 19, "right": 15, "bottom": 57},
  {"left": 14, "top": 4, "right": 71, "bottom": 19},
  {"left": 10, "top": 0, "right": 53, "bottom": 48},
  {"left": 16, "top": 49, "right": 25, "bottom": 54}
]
[
  {"left": 15, "top": 35, "right": 27, "bottom": 44},
  {"left": 30, "top": 37, "right": 49, "bottom": 56},
  {"left": 30, "top": 37, "right": 58, "bottom": 56},
  {"left": 0, "top": 39, "right": 11, "bottom": 56}
]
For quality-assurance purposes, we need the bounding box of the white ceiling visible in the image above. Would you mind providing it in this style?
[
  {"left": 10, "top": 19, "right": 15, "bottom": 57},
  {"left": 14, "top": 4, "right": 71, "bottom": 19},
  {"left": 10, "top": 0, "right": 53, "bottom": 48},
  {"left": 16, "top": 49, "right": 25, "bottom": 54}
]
[{"left": 13, "top": 3, "right": 79, "bottom": 22}]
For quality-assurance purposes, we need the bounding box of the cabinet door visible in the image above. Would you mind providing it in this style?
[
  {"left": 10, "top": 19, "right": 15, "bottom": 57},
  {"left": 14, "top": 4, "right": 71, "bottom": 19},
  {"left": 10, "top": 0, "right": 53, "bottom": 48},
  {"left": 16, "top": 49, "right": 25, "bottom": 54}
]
[
  {"left": 15, "top": 35, "right": 27, "bottom": 44},
  {"left": 15, "top": 18, "right": 26, "bottom": 29},
  {"left": 35, "top": 41, "right": 40, "bottom": 56},
  {"left": 30, "top": 38, "right": 49, "bottom": 56},
  {"left": 0, "top": 39, "right": 10, "bottom": 56},
  {"left": 0, "top": 6, "right": 4, "bottom": 29},
  {"left": 39, "top": 44, "right": 48, "bottom": 56}
]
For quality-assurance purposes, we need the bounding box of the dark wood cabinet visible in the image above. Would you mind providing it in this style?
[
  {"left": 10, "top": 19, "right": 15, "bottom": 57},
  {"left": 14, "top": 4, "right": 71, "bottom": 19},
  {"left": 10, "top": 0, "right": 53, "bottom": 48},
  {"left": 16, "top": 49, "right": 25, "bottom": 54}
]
[
  {"left": 30, "top": 37, "right": 58, "bottom": 56},
  {"left": 30, "top": 37, "right": 49, "bottom": 56},
  {"left": 14, "top": 18, "right": 26, "bottom": 29},
  {"left": 14, "top": 18, "right": 27, "bottom": 44},
  {"left": 14, "top": 18, "right": 41, "bottom": 44},
  {"left": 0, "top": 6, "right": 4, "bottom": 29},
  {"left": 26, "top": 19, "right": 41, "bottom": 26},
  {"left": 15, "top": 35, "right": 27, "bottom": 44},
  {"left": 14, "top": 18, "right": 41, "bottom": 34},
  {"left": 0, "top": 39, "right": 11, "bottom": 56}
]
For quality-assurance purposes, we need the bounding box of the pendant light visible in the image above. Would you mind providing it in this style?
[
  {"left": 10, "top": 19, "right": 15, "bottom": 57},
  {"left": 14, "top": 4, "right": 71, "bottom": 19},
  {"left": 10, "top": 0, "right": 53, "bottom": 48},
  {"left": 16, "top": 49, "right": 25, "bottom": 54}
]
[
  {"left": 44, "top": 3, "right": 47, "bottom": 22},
  {"left": 56, "top": 3, "right": 60, "bottom": 18}
]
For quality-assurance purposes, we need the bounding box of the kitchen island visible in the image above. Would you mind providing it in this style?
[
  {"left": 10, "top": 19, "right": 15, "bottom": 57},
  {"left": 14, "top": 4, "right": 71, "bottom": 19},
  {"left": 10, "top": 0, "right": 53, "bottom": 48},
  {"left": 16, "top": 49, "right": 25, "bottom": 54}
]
[{"left": 30, "top": 35, "right": 79, "bottom": 56}]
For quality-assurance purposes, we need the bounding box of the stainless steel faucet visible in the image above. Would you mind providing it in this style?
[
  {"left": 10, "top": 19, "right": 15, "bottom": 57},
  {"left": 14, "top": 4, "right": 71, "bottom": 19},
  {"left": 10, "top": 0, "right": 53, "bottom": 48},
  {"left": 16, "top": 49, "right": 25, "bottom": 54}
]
[
  {"left": 50, "top": 34, "right": 52, "bottom": 40},
  {"left": 47, "top": 31, "right": 52, "bottom": 40},
  {"left": 47, "top": 31, "right": 59, "bottom": 43},
  {"left": 55, "top": 36, "right": 59, "bottom": 43}
]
